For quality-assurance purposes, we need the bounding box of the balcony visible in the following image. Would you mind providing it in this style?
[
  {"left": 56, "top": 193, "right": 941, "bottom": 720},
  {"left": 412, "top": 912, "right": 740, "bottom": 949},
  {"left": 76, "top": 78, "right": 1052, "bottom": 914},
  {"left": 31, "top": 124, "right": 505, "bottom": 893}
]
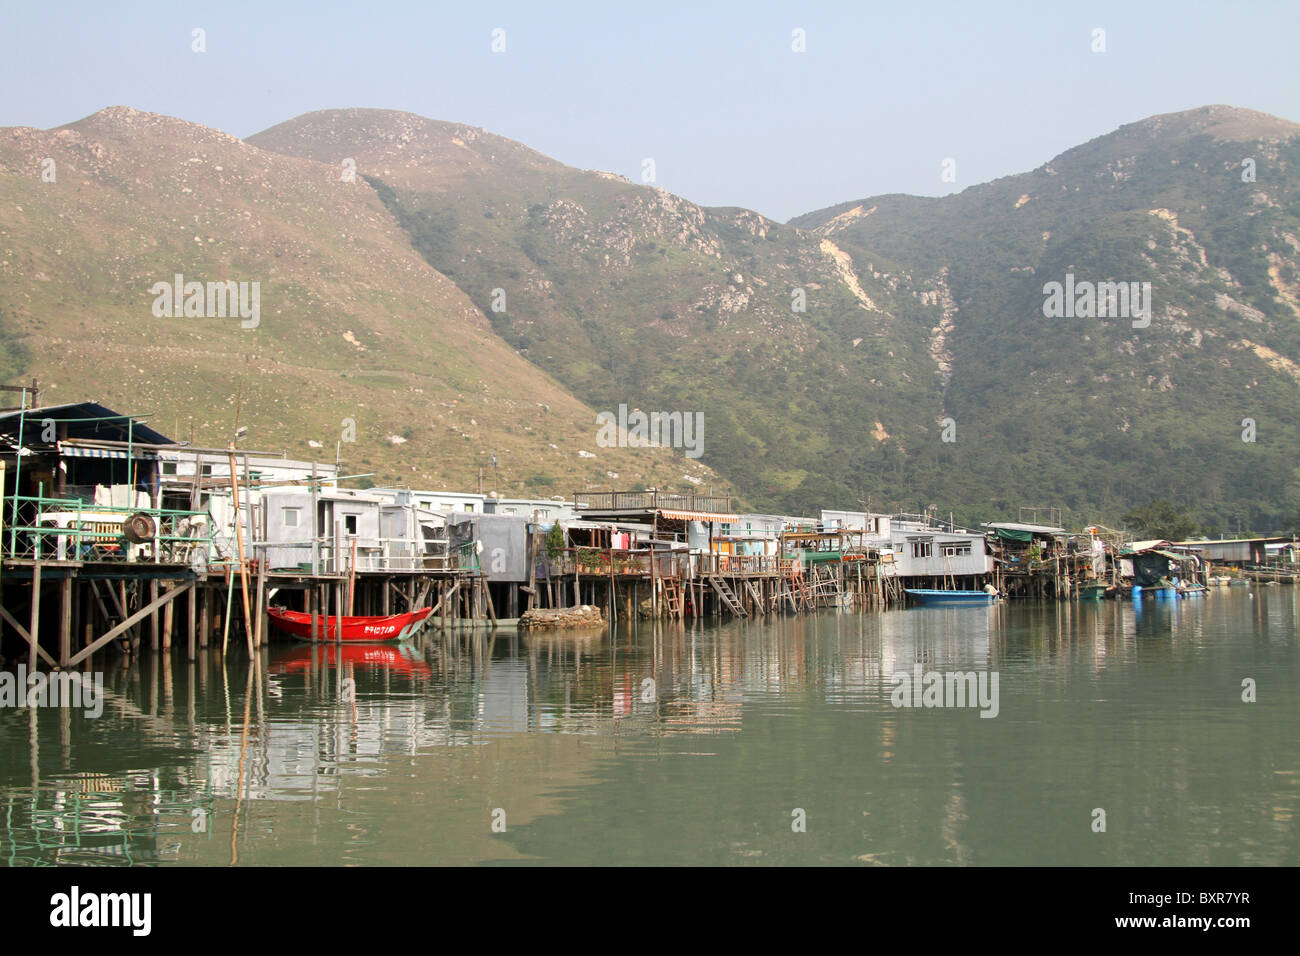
[{"left": 572, "top": 490, "right": 732, "bottom": 514}]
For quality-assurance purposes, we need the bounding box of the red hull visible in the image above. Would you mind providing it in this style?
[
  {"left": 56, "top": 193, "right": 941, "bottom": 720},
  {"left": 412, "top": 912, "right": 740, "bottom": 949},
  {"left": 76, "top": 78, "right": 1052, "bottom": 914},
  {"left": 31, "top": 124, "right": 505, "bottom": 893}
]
[{"left": 267, "top": 606, "right": 433, "bottom": 643}]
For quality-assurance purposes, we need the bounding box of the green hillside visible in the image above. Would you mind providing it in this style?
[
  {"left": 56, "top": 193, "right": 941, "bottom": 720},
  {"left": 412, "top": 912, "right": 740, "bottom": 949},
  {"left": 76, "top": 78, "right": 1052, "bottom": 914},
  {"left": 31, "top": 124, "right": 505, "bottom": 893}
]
[
  {"left": 253, "top": 105, "right": 1300, "bottom": 530},
  {"left": 0, "top": 107, "right": 729, "bottom": 498}
]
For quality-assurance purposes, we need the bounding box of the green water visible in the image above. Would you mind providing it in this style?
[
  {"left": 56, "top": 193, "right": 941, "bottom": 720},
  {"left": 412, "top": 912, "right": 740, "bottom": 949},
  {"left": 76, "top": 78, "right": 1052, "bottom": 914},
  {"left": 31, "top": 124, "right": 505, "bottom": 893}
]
[{"left": 0, "top": 589, "right": 1296, "bottom": 865}]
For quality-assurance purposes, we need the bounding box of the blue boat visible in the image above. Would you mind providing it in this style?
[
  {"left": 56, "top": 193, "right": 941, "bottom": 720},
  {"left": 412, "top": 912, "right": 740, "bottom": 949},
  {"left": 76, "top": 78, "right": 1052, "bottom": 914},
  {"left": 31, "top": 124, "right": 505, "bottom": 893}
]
[{"left": 905, "top": 588, "right": 997, "bottom": 606}]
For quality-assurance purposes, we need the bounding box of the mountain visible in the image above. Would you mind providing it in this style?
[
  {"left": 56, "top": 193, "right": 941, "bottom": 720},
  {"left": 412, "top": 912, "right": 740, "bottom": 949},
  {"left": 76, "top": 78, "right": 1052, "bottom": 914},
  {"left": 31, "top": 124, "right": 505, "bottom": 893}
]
[
  {"left": 791, "top": 105, "right": 1300, "bottom": 531},
  {"left": 251, "top": 105, "right": 1300, "bottom": 530},
  {"left": 4, "top": 103, "right": 1298, "bottom": 530},
  {"left": 0, "top": 107, "right": 728, "bottom": 496},
  {"left": 249, "top": 109, "right": 940, "bottom": 515}
]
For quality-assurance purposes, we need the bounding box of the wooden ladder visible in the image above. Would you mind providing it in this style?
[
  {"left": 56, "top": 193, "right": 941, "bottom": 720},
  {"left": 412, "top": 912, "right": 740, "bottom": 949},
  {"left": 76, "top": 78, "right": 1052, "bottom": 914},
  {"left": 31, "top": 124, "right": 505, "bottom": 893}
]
[
  {"left": 662, "top": 577, "right": 684, "bottom": 620},
  {"left": 710, "top": 577, "right": 748, "bottom": 617},
  {"left": 745, "top": 580, "right": 767, "bottom": 615}
]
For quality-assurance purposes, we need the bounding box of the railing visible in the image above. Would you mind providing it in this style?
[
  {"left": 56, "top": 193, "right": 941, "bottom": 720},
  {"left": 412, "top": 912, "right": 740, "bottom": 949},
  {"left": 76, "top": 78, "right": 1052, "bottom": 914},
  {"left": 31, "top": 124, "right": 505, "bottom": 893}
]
[
  {"left": 572, "top": 490, "right": 732, "bottom": 513},
  {"left": 6, "top": 494, "right": 214, "bottom": 565},
  {"left": 539, "top": 548, "right": 812, "bottom": 579},
  {"left": 699, "top": 552, "right": 786, "bottom": 575},
  {"left": 543, "top": 547, "right": 690, "bottom": 579},
  {"left": 255, "top": 536, "right": 459, "bottom": 574}
]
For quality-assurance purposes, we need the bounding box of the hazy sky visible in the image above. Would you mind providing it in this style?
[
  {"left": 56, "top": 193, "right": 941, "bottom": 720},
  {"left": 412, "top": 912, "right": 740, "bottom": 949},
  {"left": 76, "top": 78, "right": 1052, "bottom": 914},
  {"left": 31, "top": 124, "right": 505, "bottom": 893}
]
[{"left": 4, "top": 0, "right": 1298, "bottom": 221}]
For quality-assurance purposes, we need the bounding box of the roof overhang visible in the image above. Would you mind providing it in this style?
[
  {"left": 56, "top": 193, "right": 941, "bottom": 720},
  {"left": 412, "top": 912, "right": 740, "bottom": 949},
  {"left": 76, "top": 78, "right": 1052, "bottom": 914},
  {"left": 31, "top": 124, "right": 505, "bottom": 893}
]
[{"left": 658, "top": 509, "right": 740, "bottom": 523}]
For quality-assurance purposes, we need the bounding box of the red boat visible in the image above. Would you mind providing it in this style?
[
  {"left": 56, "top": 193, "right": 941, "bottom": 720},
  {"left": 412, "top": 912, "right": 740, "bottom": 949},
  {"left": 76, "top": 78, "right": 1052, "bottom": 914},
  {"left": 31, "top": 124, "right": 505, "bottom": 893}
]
[{"left": 267, "top": 605, "right": 433, "bottom": 643}]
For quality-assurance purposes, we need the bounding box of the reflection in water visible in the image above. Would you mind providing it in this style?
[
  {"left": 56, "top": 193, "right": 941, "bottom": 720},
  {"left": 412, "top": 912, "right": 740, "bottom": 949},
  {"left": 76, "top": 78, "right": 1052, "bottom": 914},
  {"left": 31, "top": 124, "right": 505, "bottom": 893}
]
[{"left": 0, "top": 590, "right": 1296, "bottom": 865}]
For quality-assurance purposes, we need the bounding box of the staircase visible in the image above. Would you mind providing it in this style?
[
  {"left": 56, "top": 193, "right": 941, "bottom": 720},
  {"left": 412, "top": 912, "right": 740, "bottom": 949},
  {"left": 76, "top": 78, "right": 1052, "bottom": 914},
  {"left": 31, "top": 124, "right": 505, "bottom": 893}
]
[{"left": 710, "top": 577, "right": 749, "bottom": 617}]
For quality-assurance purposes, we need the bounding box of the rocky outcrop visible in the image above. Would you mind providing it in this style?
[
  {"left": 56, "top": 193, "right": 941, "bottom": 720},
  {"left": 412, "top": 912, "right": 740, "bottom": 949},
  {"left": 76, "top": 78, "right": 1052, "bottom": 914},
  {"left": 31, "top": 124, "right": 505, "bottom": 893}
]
[{"left": 519, "top": 605, "right": 606, "bottom": 629}]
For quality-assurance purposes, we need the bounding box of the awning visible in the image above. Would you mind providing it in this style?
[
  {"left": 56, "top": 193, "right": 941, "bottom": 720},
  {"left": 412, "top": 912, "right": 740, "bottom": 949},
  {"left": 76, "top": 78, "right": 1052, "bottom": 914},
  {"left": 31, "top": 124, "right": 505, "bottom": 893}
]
[
  {"left": 658, "top": 509, "right": 740, "bottom": 523},
  {"left": 994, "top": 527, "right": 1034, "bottom": 543},
  {"left": 60, "top": 445, "right": 160, "bottom": 460}
]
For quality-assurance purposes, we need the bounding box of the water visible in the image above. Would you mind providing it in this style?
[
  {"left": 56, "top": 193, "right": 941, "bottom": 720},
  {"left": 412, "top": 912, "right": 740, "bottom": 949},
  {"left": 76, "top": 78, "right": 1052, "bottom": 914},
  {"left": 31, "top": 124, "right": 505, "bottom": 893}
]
[{"left": 0, "top": 589, "right": 1296, "bottom": 865}]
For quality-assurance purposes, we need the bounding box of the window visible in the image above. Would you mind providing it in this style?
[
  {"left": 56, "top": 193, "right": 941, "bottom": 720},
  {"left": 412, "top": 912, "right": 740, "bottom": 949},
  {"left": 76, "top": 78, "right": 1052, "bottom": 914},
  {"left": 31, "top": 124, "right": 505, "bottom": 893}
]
[
  {"left": 200, "top": 464, "right": 213, "bottom": 477},
  {"left": 344, "top": 514, "right": 358, "bottom": 535},
  {"left": 283, "top": 508, "right": 301, "bottom": 528},
  {"left": 942, "top": 542, "right": 972, "bottom": 557},
  {"left": 463, "top": 503, "right": 475, "bottom": 512},
  {"left": 440, "top": 502, "right": 454, "bottom": 511},
  {"left": 911, "top": 541, "right": 933, "bottom": 558},
  {"left": 420, "top": 500, "right": 432, "bottom": 510},
  {"left": 161, "top": 462, "right": 177, "bottom": 476}
]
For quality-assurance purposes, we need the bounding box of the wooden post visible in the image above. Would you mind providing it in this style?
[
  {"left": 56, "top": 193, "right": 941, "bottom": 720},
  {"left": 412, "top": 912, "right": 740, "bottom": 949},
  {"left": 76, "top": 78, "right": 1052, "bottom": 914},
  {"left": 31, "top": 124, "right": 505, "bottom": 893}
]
[
  {"left": 347, "top": 538, "right": 357, "bottom": 615},
  {"left": 335, "top": 581, "right": 343, "bottom": 644},
  {"left": 310, "top": 584, "right": 320, "bottom": 642},
  {"left": 162, "top": 581, "right": 175, "bottom": 651},
  {"left": 58, "top": 575, "right": 72, "bottom": 667},
  {"left": 525, "top": 527, "right": 537, "bottom": 613},
  {"left": 228, "top": 445, "right": 255, "bottom": 656},
  {"left": 199, "top": 583, "right": 210, "bottom": 648},
  {"left": 310, "top": 463, "right": 320, "bottom": 575},
  {"left": 484, "top": 577, "right": 498, "bottom": 627},
  {"left": 651, "top": 515, "right": 659, "bottom": 619},
  {"left": 150, "top": 579, "right": 160, "bottom": 651},
  {"left": 254, "top": 557, "right": 267, "bottom": 648},
  {"left": 187, "top": 578, "right": 197, "bottom": 659},
  {"left": 28, "top": 559, "right": 41, "bottom": 671}
]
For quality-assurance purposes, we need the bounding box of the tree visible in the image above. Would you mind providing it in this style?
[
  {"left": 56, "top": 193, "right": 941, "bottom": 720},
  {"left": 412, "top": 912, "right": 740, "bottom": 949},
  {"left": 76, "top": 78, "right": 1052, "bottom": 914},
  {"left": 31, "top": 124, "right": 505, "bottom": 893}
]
[
  {"left": 545, "top": 522, "right": 566, "bottom": 559},
  {"left": 1120, "top": 500, "right": 1201, "bottom": 541}
]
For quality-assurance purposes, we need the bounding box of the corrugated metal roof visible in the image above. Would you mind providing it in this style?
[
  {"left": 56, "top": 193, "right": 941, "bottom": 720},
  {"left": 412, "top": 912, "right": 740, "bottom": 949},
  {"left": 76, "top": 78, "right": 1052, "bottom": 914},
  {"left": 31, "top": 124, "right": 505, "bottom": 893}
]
[
  {"left": 983, "top": 521, "right": 1067, "bottom": 534},
  {"left": 1124, "top": 539, "right": 1172, "bottom": 553},
  {"left": 60, "top": 445, "right": 160, "bottom": 460}
]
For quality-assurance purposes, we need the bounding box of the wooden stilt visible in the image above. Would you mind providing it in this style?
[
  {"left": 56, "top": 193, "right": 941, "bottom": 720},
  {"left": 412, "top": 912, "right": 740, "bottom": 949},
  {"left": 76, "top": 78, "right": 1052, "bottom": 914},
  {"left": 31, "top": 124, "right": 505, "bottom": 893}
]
[
  {"left": 28, "top": 559, "right": 41, "bottom": 671},
  {"left": 254, "top": 558, "right": 267, "bottom": 648},
  {"left": 162, "top": 581, "right": 175, "bottom": 651},
  {"left": 187, "top": 579, "right": 197, "bottom": 660},
  {"left": 67, "top": 582, "right": 189, "bottom": 667},
  {"left": 59, "top": 575, "right": 72, "bottom": 667},
  {"left": 199, "top": 583, "right": 210, "bottom": 648},
  {"left": 150, "top": 579, "right": 160, "bottom": 651}
]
